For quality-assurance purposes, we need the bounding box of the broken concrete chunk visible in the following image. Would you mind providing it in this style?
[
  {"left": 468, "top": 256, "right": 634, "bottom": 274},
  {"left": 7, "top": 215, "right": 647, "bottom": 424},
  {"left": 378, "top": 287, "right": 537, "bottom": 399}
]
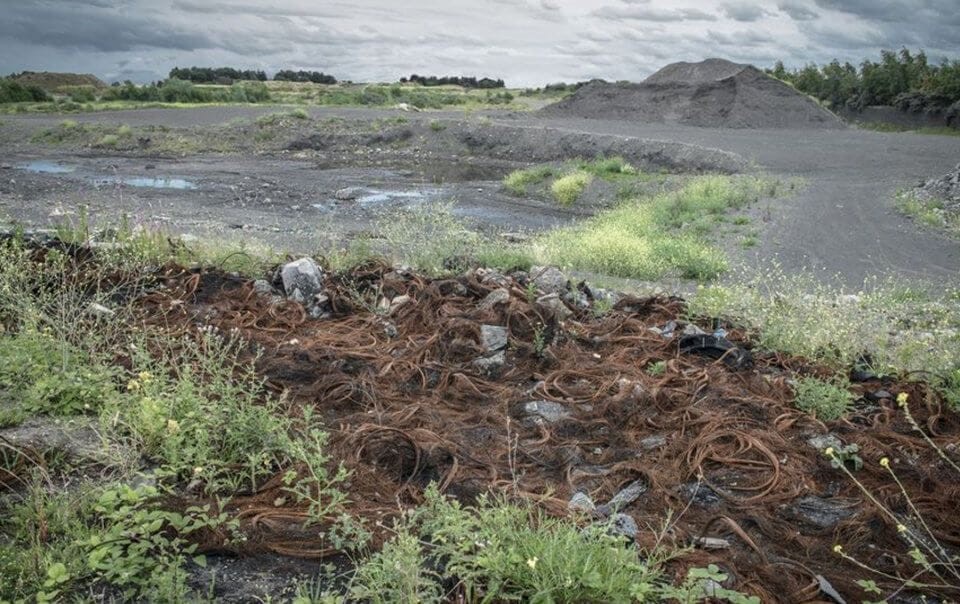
[
  {"left": 478, "top": 288, "right": 510, "bottom": 310},
  {"left": 480, "top": 324, "right": 508, "bottom": 353},
  {"left": 530, "top": 265, "right": 568, "bottom": 295},
  {"left": 473, "top": 350, "right": 505, "bottom": 374},
  {"left": 522, "top": 400, "right": 571, "bottom": 424},
  {"left": 281, "top": 257, "right": 324, "bottom": 303},
  {"left": 536, "top": 293, "right": 572, "bottom": 320}
]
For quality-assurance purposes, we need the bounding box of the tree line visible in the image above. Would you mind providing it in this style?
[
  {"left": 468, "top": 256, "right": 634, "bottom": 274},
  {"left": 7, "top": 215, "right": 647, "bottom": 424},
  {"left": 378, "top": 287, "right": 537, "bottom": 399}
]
[
  {"left": 399, "top": 75, "right": 505, "bottom": 89},
  {"left": 167, "top": 67, "right": 337, "bottom": 85},
  {"left": 768, "top": 48, "right": 960, "bottom": 112}
]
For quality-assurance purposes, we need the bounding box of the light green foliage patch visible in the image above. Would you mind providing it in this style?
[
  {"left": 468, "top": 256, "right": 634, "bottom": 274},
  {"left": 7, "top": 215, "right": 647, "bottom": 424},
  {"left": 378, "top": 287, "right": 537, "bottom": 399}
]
[
  {"left": 551, "top": 170, "right": 593, "bottom": 206},
  {"left": 793, "top": 376, "right": 855, "bottom": 421},
  {"left": 503, "top": 165, "right": 556, "bottom": 195},
  {"left": 896, "top": 190, "right": 960, "bottom": 236}
]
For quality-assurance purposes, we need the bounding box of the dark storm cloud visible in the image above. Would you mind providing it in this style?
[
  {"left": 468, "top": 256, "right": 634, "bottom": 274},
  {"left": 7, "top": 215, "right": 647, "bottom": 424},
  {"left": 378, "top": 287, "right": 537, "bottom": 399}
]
[
  {"left": 1, "top": 0, "right": 958, "bottom": 87},
  {"left": 777, "top": 1, "right": 819, "bottom": 21},
  {"left": 719, "top": 2, "right": 768, "bottom": 22},
  {"left": 0, "top": 2, "right": 213, "bottom": 52}
]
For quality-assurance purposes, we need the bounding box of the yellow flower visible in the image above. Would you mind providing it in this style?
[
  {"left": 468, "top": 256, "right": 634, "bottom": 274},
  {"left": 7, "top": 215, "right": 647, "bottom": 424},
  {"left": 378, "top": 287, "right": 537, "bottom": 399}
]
[
  {"left": 193, "top": 467, "right": 203, "bottom": 475},
  {"left": 526, "top": 557, "right": 538, "bottom": 570},
  {"left": 824, "top": 447, "right": 835, "bottom": 457},
  {"left": 138, "top": 371, "right": 154, "bottom": 384},
  {"left": 897, "top": 392, "right": 909, "bottom": 407},
  {"left": 879, "top": 457, "right": 890, "bottom": 468},
  {"left": 166, "top": 419, "right": 180, "bottom": 434},
  {"left": 833, "top": 544, "right": 843, "bottom": 554},
  {"left": 126, "top": 379, "right": 141, "bottom": 392},
  {"left": 897, "top": 524, "right": 907, "bottom": 533}
]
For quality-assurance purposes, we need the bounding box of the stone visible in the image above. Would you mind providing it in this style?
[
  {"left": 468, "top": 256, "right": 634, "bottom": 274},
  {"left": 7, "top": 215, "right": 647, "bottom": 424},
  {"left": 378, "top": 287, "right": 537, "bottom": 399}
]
[
  {"left": 607, "top": 513, "right": 638, "bottom": 541},
  {"left": 478, "top": 288, "right": 510, "bottom": 310},
  {"left": 281, "top": 258, "right": 324, "bottom": 303},
  {"left": 639, "top": 434, "right": 667, "bottom": 450},
  {"left": 568, "top": 492, "right": 596, "bottom": 514},
  {"left": 783, "top": 495, "right": 856, "bottom": 529},
  {"left": 680, "top": 482, "right": 721, "bottom": 507},
  {"left": 681, "top": 323, "right": 706, "bottom": 336},
  {"left": 473, "top": 350, "right": 505, "bottom": 374},
  {"left": 480, "top": 325, "right": 508, "bottom": 353},
  {"left": 807, "top": 433, "right": 843, "bottom": 453},
  {"left": 388, "top": 294, "right": 412, "bottom": 315},
  {"left": 606, "top": 480, "right": 648, "bottom": 513},
  {"left": 252, "top": 279, "right": 275, "bottom": 296},
  {"left": 334, "top": 187, "right": 363, "bottom": 201},
  {"left": 522, "top": 400, "right": 571, "bottom": 424},
  {"left": 87, "top": 302, "right": 115, "bottom": 318},
  {"left": 536, "top": 293, "right": 572, "bottom": 320},
  {"left": 529, "top": 266, "right": 568, "bottom": 295}
]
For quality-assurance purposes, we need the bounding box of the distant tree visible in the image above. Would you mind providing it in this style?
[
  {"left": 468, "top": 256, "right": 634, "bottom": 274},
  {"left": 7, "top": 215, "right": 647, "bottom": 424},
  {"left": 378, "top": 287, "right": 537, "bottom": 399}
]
[
  {"left": 273, "top": 70, "right": 337, "bottom": 84},
  {"left": 401, "top": 74, "right": 505, "bottom": 89}
]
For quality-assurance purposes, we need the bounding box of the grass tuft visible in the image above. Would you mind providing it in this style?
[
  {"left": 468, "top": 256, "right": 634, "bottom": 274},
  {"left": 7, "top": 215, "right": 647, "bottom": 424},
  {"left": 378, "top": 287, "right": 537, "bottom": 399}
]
[{"left": 550, "top": 170, "right": 593, "bottom": 206}]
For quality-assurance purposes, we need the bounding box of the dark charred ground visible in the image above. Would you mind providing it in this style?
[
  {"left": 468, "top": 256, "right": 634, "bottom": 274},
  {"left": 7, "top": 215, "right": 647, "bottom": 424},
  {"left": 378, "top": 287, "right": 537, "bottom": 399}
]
[{"left": 1, "top": 106, "right": 957, "bottom": 287}]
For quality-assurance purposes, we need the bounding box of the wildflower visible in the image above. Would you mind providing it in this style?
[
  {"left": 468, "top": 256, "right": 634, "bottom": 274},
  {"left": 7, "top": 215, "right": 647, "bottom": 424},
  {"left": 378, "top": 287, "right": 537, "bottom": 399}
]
[
  {"left": 824, "top": 447, "right": 835, "bottom": 457},
  {"left": 126, "top": 379, "right": 141, "bottom": 392},
  {"left": 833, "top": 544, "right": 843, "bottom": 554},
  {"left": 527, "top": 557, "right": 538, "bottom": 570},
  {"left": 897, "top": 392, "right": 909, "bottom": 407},
  {"left": 193, "top": 467, "right": 203, "bottom": 475},
  {"left": 138, "top": 371, "right": 153, "bottom": 384},
  {"left": 166, "top": 419, "right": 180, "bottom": 434},
  {"left": 879, "top": 457, "right": 890, "bottom": 468},
  {"left": 897, "top": 524, "right": 907, "bottom": 533}
]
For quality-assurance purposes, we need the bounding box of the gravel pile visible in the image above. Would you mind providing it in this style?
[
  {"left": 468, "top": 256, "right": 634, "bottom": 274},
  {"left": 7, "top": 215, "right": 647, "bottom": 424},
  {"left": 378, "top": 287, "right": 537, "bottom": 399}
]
[
  {"left": 915, "top": 163, "right": 960, "bottom": 210},
  {"left": 541, "top": 58, "right": 845, "bottom": 129}
]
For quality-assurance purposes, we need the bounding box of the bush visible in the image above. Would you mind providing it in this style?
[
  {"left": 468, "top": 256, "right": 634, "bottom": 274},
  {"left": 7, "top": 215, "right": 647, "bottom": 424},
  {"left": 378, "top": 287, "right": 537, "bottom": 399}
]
[
  {"left": 503, "top": 165, "right": 555, "bottom": 195},
  {"left": 0, "top": 78, "right": 50, "bottom": 103},
  {"left": 793, "top": 377, "right": 854, "bottom": 421},
  {"left": 551, "top": 170, "right": 593, "bottom": 206}
]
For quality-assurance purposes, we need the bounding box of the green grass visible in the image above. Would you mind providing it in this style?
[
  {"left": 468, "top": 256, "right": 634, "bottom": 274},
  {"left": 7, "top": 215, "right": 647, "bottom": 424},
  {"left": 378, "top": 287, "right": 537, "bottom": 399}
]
[
  {"left": 689, "top": 269, "right": 960, "bottom": 407},
  {"left": 535, "top": 175, "right": 777, "bottom": 280},
  {"left": 503, "top": 165, "right": 556, "bottom": 195},
  {"left": 896, "top": 190, "right": 959, "bottom": 236},
  {"left": 577, "top": 156, "right": 638, "bottom": 178},
  {"left": 551, "top": 170, "right": 593, "bottom": 206}
]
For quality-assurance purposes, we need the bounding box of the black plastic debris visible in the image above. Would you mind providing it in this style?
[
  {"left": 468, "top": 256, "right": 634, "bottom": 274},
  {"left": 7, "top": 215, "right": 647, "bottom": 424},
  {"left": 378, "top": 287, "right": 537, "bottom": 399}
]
[{"left": 678, "top": 334, "right": 752, "bottom": 370}]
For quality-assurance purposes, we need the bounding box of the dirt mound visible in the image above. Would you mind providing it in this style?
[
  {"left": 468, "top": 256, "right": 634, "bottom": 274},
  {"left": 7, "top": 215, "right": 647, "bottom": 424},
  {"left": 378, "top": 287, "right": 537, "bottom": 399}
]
[
  {"left": 540, "top": 58, "right": 844, "bottom": 129},
  {"left": 10, "top": 71, "right": 107, "bottom": 92}
]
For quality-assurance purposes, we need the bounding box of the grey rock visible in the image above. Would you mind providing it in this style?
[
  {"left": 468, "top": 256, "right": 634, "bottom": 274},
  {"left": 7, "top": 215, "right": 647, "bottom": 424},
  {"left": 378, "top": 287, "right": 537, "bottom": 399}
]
[
  {"left": 784, "top": 495, "right": 856, "bottom": 529},
  {"left": 694, "top": 536, "right": 731, "bottom": 550},
  {"left": 480, "top": 324, "right": 508, "bottom": 353},
  {"left": 87, "top": 302, "right": 115, "bottom": 318},
  {"left": 568, "top": 492, "right": 596, "bottom": 513},
  {"left": 281, "top": 257, "right": 324, "bottom": 303},
  {"left": 681, "top": 323, "right": 706, "bottom": 336},
  {"left": 388, "top": 294, "right": 412, "bottom": 315},
  {"left": 807, "top": 433, "right": 843, "bottom": 453},
  {"left": 536, "top": 293, "right": 572, "bottom": 320},
  {"left": 639, "top": 434, "right": 667, "bottom": 450},
  {"left": 522, "top": 400, "right": 570, "bottom": 424},
  {"left": 606, "top": 479, "right": 647, "bottom": 513},
  {"left": 607, "top": 513, "right": 638, "bottom": 541},
  {"left": 680, "top": 482, "right": 721, "bottom": 507},
  {"left": 530, "top": 265, "right": 568, "bottom": 295},
  {"left": 473, "top": 350, "right": 505, "bottom": 374},
  {"left": 252, "top": 279, "right": 275, "bottom": 296},
  {"left": 0, "top": 417, "right": 117, "bottom": 464},
  {"left": 476, "top": 267, "right": 510, "bottom": 287},
  {"left": 479, "top": 288, "right": 510, "bottom": 310},
  {"left": 334, "top": 187, "right": 363, "bottom": 200}
]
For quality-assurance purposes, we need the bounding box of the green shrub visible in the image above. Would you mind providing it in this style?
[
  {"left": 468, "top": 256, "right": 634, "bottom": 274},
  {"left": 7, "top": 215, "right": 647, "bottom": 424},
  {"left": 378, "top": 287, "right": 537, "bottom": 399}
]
[
  {"left": 350, "top": 529, "right": 442, "bottom": 603},
  {"left": 551, "top": 170, "right": 593, "bottom": 206},
  {"left": 503, "top": 165, "right": 555, "bottom": 195},
  {"left": 579, "top": 156, "right": 638, "bottom": 177},
  {"left": 793, "top": 377, "right": 854, "bottom": 421},
  {"left": 0, "top": 78, "right": 50, "bottom": 103},
  {"left": 97, "top": 133, "right": 119, "bottom": 147}
]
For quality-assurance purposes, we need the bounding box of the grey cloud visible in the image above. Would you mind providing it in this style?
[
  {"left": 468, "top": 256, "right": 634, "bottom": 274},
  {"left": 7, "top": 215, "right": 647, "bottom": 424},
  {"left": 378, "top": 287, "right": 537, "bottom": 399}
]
[
  {"left": 777, "top": 1, "right": 819, "bottom": 20},
  {"left": 592, "top": 5, "right": 717, "bottom": 22},
  {"left": 720, "top": 2, "right": 768, "bottom": 22}
]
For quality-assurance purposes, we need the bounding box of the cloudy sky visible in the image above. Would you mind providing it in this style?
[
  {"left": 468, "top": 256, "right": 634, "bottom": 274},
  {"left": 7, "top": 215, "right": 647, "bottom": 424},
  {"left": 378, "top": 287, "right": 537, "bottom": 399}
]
[{"left": 1, "top": 0, "right": 958, "bottom": 86}]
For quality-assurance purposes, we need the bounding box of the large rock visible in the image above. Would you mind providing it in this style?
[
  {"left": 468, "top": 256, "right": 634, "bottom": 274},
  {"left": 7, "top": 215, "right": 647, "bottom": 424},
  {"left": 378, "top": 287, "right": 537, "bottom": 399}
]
[
  {"left": 480, "top": 325, "right": 508, "bottom": 353},
  {"left": 281, "top": 258, "right": 325, "bottom": 304},
  {"left": 522, "top": 400, "right": 571, "bottom": 424},
  {"left": 530, "top": 266, "right": 568, "bottom": 295}
]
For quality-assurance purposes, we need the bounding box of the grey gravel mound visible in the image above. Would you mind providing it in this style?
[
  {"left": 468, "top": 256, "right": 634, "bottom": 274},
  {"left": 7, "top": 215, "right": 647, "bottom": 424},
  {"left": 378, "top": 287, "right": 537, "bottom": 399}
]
[
  {"left": 541, "top": 58, "right": 844, "bottom": 130},
  {"left": 915, "top": 163, "right": 960, "bottom": 210}
]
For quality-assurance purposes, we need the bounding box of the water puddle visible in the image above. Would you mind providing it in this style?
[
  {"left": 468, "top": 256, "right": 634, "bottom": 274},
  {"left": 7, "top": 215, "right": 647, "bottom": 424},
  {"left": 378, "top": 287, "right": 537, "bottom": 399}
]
[
  {"left": 357, "top": 190, "right": 426, "bottom": 205},
  {"left": 94, "top": 177, "right": 198, "bottom": 190},
  {"left": 19, "top": 161, "right": 75, "bottom": 174}
]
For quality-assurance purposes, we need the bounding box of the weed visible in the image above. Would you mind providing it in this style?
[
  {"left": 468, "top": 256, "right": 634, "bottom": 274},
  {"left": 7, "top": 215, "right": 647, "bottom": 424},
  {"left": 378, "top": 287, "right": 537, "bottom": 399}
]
[
  {"left": 378, "top": 202, "right": 480, "bottom": 275},
  {"left": 96, "top": 133, "right": 119, "bottom": 147},
  {"left": 793, "top": 376, "right": 854, "bottom": 421},
  {"left": 896, "top": 190, "right": 959, "bottom": 236},
  {"left": 428, "top": 119, "right": 447, "bottom": 132},
  {"left": 578, "top": 155, "right": 638, "bottom": 178},
  {"left": 503, "top": 165, "right": 555, "bottom": 196},
  {"left": 551, "top": 170, "right": 593, "bottom": 206},
  {"left": 349, "top": 529, "right": 443, "bottom": 603},
  {"left": 739, "top": 234, "right": 759, "bottom": 248},
  {"left": 116, "top": 124, "right": 132, "bottom": 137},
  {"left": 646, "top": 360, "right": 667, "bottom": 377}
]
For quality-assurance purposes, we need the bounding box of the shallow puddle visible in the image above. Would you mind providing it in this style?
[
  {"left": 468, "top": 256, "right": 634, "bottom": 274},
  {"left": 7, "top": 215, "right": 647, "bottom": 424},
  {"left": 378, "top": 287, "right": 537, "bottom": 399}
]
[
  {"left": 18, "top": 160, "right": 75, "bottom": 174},
  {"left": 96, "top": 177, "right": 198, "bottom": 190}
]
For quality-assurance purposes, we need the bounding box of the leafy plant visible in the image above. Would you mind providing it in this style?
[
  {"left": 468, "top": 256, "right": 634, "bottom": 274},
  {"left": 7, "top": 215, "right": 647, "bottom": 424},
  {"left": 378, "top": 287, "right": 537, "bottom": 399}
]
[
  {"left": 551, "top": 170, "right": 593, "bottom": 206},
  {"left": 793, "top": 376, "right": 854, "bottom": 421}
]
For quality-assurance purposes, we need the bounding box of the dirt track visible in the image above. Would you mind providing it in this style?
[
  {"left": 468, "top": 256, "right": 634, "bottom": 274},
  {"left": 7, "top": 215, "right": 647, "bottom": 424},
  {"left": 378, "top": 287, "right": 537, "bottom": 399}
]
[{"left": 1, "top": 106, "right": 958, "bottom": 287}]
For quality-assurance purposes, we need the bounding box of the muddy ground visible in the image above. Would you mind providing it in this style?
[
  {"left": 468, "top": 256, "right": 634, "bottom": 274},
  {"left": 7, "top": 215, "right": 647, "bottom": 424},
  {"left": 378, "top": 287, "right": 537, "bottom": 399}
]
[{"left": 1, "top": 105, "right": 957, "bottom": 287}]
